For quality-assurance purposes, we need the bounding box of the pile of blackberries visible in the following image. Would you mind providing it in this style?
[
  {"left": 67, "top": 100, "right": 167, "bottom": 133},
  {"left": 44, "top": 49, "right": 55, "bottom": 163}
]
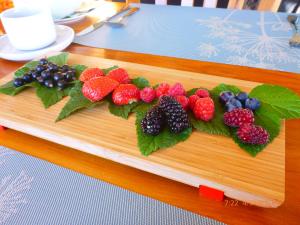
[{"left": 13, "top": 58, "right": 76, "bottom": 90}]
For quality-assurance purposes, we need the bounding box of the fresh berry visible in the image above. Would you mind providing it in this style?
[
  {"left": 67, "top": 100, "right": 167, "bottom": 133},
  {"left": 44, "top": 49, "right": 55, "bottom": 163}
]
[
  {"left": 195, "top": 89, "right": 210, "bottom": 98},
  {"left": 44, "top": 79, "right": 54, "bottom": 88},
  {"left": 53, "top": 72, "right": 63, "bottom": 82},
  {"left": 158, "top": 96, "right": 190, "bottom": 133},
  {"left": 219, "top": 91, "right": 235, "bottom": 104},
  {"left": 140, "top": 87, "right": 156, "bottom": 103},
  {"left": 225, "top": 98, "right": 242, "bottom": 112},
  {"left": 36, "top": 64, "right": 46, "bottom": 72},
  {"left": 57, "top": 80, "right": 68, "bottom": 90},
  {"left": 112, "top": 84, "right": 140, "bottom": 105},
  {"left": 41, "top": 70, "right": 51, "bottom": 79},
  {"left": 223, "top": 108, "right": 254, "bottom": 128},
  {"left": 36, "top": 76, "right": 45, "bottom": 84},
  {"left": 65, "top": 70, "right": 76, "bottom": 82},
  {"left": 168, "top": 83, "right": 186, "bottom": 97},
  {"left": 48, "top": 63, "right": 59, "bottom": 72},
  {"left": 236, "top": 92, "right": 248, "bottom": 104},
  {"left": 61, "top": 65, "right": 70, "bottom": 72},
  {"left": 13, "top": 78, "right": 24, "bottom": 87},
  {"left": 156, "top": 83, "right": 170, "bottom": 97},
  {"left": 141, "top": 106, "right": 165, "bottom": 136},
  {"left": 79, "top": 68, "right": 104, "bottom": 82},
  {"left": 193, "top": 97, "right": 215, "bottom": 121},
  {"left": 31, "top": 71, "right": 40, "bottom": 79},
  {"left": 39, "top": 58, "right": 48, "bottom": 65},
  {"left": 189, "top": 95, "right": 200, "bottom": 110},
  {"left": 82, "top": 76, "right": 119, "bottom": 102},
  {"left": 176, "top": 95, "right": 189, "bottom": 110},
  {"left": 237, "top": 124, "right": 269, "bottom": 145},
  {"left": 245, "top": 98, "right": 261, "bottom": 111},
  {"left": 107, "top": 68, "right": 130, "bottom": 84},
  {"left": 22, "top": 73, "right": 33, "bottom": 83}
]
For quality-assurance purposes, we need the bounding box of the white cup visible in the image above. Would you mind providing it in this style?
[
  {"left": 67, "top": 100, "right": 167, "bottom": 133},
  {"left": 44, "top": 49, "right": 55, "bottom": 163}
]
[{"left": 0, "top": 7, "right": 57, "bottom": 51}]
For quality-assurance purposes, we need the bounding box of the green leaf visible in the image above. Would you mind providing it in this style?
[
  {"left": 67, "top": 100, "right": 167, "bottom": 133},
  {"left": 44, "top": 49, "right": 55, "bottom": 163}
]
[
  {"left": 250, "top": 84, "right": 300, "bottom": 119},
  {"left": 56, "top": 81, "right": 97, "bottom": 122},
  {"left": 211, "top": 83, "right": 241, "bottom": 96},
  {"left": 186, "top": 88, "right": 199, "bottom": 97},
  {"left": 131, "top": 77, "right": 150, "bottom": 89},
  {"left": 47, "top": 52, "right": 69, "bottom": 66},
  {"left": 14, "top": 61, "right": 39, "bottom": 77},
  {"left": 72, "top": 64, "right": 87, "bottom": 78},
  {"left": 102, "top": 66, "right": 118, "bottom": 75},
  {"left": 108, "top": 101, "right": 139, "bottom": 119},
  {"left": 135, "top": 108, "right": 192, "bottom": 156},
  {"left": 0, "top": 81, "right": 30, "bottom": 96},
  {"left": 35, "top": 84, "right": 68, "bottom": 108}
]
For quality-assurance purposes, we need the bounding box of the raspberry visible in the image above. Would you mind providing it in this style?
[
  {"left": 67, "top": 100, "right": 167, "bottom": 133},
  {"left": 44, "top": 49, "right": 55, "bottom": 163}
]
[
  {"left": 140, "top": 87, "right": 156, "bottom": 103},
  {"left": 237, "top": 124, "right": 269, "bottom": 145},
  {"left": 175, "top": 95, "right": 189, "bottom": 110},
  {"left": 82, "top": 76, "right": 118, "bottom": 102},
  {"left": 168, "top": 83, "right": 186, "bottom": 97},
  {"left": 112, "top": 84, "right": 140, "bottom": 105},
  {"left": 223, "top": 108, "right": 254, "bottom": 128},
  {"left": 195, "top": 89, "right": 210, "bottom": 98},
  {"left": 141, "top": 106, "right": 165, "bottom": 136},
  {"left": 189, "top": 95, "right": 200, "bottom": 110},
  {"left": 159, "top": 96, "right": 190, "bottom": 133},
  {"left": 107, "top": 68, "right": 131, "bottom": 84},
  {"left": 156, "top": 83, "right": 170, "bottom": 97},
  {"left": 80, "top": 68, "right": 104, "bottom": 82},
  {"left": 193, "top": 97, "right": 215, "bottom": 121}
]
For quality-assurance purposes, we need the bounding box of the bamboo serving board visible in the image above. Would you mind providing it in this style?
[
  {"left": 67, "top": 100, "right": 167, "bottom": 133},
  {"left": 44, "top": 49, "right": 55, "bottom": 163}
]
[{"left": 0, "top": 53, "right": 285, "bottom": 208}]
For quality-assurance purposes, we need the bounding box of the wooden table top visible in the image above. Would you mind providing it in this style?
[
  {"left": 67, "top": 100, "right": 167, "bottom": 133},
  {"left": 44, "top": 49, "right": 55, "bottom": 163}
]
[{"left": 0, "top": 44, "right": 300, "bottom": 225}]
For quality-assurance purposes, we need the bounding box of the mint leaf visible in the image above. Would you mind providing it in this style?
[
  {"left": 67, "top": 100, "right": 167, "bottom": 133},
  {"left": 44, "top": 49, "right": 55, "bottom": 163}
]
[
  {"left": 131, "top": 77, "right": 150, "bottom": 89},
  {"left": 108, "top": 101, "right": 139, "bottom": 119},
  {"left": 47, "top": 52, "right": 68, "bottom": 66},
  {"left": 135, "top": 104, "right": 192, "bottom": 155},
  {"left": 250, "top": 84, "right": 300, "bottom": 119},
  {"left": 35, "top": 84, "right": 68, "bottom": 108},
  {"left": 72, "top": 64, "right": 87, "bottom": 78},
  {"left": 56, "top": 81, "right": 97, "bottom": 122},
  {"left": 103, "top": 66, "right": 118, "bottom": 75}
]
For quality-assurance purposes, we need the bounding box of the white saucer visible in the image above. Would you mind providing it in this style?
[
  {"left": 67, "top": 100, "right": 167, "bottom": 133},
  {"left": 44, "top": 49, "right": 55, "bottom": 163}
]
[
  {"left": 54, "top": 14, "right": 85, "bottom": 24},
  {"left": 0, "top": 25, "right": 74, "bottom": 61}
]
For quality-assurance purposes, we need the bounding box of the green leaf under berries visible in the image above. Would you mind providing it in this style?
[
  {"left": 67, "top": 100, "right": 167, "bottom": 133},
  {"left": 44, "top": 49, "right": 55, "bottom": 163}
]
[
  {"left": 47, "top": 52, "right": 69, "bottom": 66},
  {"left": 131, "top": 77, "right": 150, "bottom": 89},
  {"left": 0, "top": 80, "right": 34, "bottom": 96},
  {"left": 211, "top": 83, "right": 241, "bottom": 96},
  {"left": 14, "top": 61, "right": 39, "bottom": 78},
  {"left": 108, "top": 101, "right": 139, "bottom": 119},
  {"left": 72, "top": 64, "right": 88, "bottom": 78},
  {"left": 249, "top": 84, "right": 300, "bottom": 119},
  {"left": 135, "top": 105, "right": 192, "bottom": 156},
  {"left": 103, "top": 65, "right": 118, "bottom": 75},
  {"left": 56, "top": 81, "right": 99, "bottom": 122}
]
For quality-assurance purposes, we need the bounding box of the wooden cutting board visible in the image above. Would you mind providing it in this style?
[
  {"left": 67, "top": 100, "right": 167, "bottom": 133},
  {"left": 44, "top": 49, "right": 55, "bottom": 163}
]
[{"left": 0, "top": 53, "right": 284, "bottom": 208}]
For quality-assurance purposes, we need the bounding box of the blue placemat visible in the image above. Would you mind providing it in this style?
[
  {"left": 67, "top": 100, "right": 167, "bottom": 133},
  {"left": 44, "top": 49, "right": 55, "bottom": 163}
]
[
  {"left": 0, "top": 146, "right": 225, "bottom": 225},
  {"left": 74, "top": 4, "right": 300, "bottom": 74}
]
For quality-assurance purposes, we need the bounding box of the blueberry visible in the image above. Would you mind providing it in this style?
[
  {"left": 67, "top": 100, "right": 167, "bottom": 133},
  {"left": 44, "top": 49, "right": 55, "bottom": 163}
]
[
  {"left": 53, "top": 72, "right": 63, "bottom": 82},
  {"left": 13, "top": 78, "right": 24, "bottom": 87},
  {"left": 36, "top": 76, "right": 45, "bottom": 84},
  {"left": 219, "top": 91, "right": 235, "bottom": 104},
  {"left": 225, "top": 98, "right": 242, "bottom": 112},
  {"left": 236, "top": 92, "right": 248, "bottom": 104},
  {"left": 48, "top": 63, "right": 59, "bottom": 72},
  {"left": 57, "top": 80, "right": 67, "bottom": 89},
  {"left": 22, "top": 73, "right": 33, "bottom": 83},
  {"left": 31, "top": 71, "right": 40, "bottom": 79},
  {"left": 35, "top": 65, "right": 46, "bottom": 72},
  {"left": 44, "top": 79, "right": 54, "bottom": 88},
  {"left": 65, "top": 71, "right": 76, "bottom": 81},
  {"left": 41, "top": 70, "right": 52, "bottom": 79},
  {"left": 245, "top": 98, "right": 260, "bottom": 111},
  {"left": 39, "top": 58, "right": 48, "bottom": 65},
  {"left": 61, "top": 65, "right": 70, "bottom": 72}
]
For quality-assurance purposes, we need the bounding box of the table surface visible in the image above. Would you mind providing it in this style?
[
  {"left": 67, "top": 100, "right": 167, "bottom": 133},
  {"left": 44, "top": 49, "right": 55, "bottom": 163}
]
[{"left": 0, "top": 44, "right": 300, "bottom": 225}]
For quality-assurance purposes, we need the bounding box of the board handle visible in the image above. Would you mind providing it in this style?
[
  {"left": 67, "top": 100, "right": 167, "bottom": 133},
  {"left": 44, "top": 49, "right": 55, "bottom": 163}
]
[{"left": 199, "top": 185, "right": 224, "bottom": 201}]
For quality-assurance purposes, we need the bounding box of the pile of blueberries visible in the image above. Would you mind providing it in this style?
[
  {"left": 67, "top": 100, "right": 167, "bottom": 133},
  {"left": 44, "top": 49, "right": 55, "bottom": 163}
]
[
  {"left": 219, "top": 91, "right": 260, "bottom": 112},
  {"left": 13, "top": 58, "right": 76, "bottom": 90}
]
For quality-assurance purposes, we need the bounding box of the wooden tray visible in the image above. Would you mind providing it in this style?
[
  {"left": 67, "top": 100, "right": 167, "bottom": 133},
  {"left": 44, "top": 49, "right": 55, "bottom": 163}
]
[{"left": 0, "top": 53, "right": 285, "bottom": 208}]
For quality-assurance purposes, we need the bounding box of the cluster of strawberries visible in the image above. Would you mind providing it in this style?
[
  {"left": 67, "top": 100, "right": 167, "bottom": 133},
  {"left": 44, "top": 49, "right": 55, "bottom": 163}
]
[{"left": 80, "top": 67, "right": 215, "bottom": 122}]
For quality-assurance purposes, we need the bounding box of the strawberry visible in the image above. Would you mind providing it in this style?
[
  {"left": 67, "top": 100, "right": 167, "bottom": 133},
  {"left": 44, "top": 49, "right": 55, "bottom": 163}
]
[
  {"left": 175, "top": 95, "right": 189, "bottom": 110},
  {"left": 156, "top": 83, "right": 170, "bottom": 97},
  {"left": 193, "top": 97, "right": 215, "bottom": 121},
  {"left": 80, "top": 68, "right": 104, "bottom": 82},
  {"left": 188, "top": 95, "right": 200, "bottom": 110},
  {"left": 82, "top": 76, "right": 118, "bottom": 102},
  {"left": 107, "top": 68, "right": 131, "bottom": 84},
  {"left": 168, "top": 83, "right": 186, "bottom": 97},
  {"left": 112, "top": 84, "right": 140, "bottom": 105}
]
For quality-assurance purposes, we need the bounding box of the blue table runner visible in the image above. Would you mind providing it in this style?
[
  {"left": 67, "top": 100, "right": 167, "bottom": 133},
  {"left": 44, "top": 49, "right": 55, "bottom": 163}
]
[{"left": 74, "top": 4, "right": 300, "bottom": 74}]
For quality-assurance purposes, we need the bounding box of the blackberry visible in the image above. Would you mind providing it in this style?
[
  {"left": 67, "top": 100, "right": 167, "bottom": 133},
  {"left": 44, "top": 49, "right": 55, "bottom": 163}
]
[
  {"left": 159, "top": 96, "right": 190, "bottom": 133},
  {"left": 237, "top": 124, "right": 269, "bottom": 145},
  {"left": 141, "top": 106, "right": 165, "bottom": 136}
]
